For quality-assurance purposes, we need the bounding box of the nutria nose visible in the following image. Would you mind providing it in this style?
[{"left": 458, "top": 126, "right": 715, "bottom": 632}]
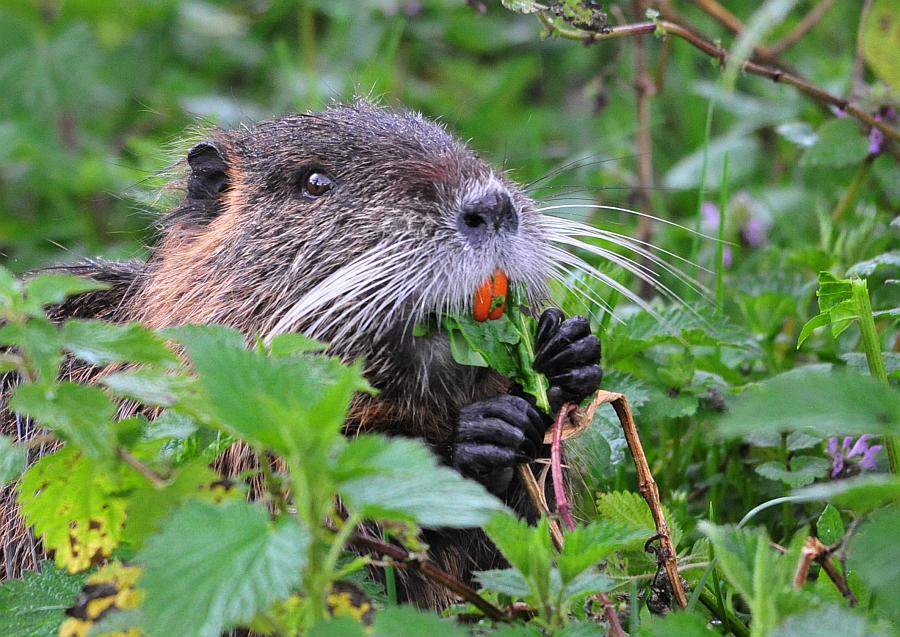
[{"left": 458, "top": 190, "right": 519, "bottom": 245}]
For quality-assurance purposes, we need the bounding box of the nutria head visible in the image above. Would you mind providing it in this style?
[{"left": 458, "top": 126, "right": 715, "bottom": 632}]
[{"left": 128, "top": 101, "right": 552, "bottom": 411}]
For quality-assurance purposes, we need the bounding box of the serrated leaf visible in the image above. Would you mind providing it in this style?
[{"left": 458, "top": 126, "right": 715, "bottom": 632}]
[
  {"left": 0, "top": 319, "right": 63, "bottom": 383},
  {"left": 62, "top": 319, "right": 178, "bottom": 367},
  {"left": 23, "top": 274, "right": 108, "bottom": 316},
  {"left": 101, "top": 368, "right": 198, "bottom": 408},
  {"left": 557, "top": 520, "right": 647, "bottom": 583},
  {"left": 267, "top": 332, "right": 328, "bottom": 357},
  {"left": 475, "top": 568, "right": 532, "bottom": 597},
  {"left": 338, "top": 436, "right": 506, "bottom": 528},
  {"left": 10, "top": 382, "right": 116, "bottom": 460},
  {"left": 754, "top": 456, "right": 829, "bottom": 487},
  {"left": 137, "top": 500, "right": 308, "bottom": 637},
  {"left": 717, "top": 370, "right": 900, "bottom": 439},
  {"left": 0, "top": 434, "right": 26, "bottom": 482},
  {"left": 0, "top": 561, "right": 86, "bottom": 637},
  {"left": 17, "top": 447, "right": 129, "bottom": 573},
  {"left": 483, "top": 513, "right": 553, "bottom": 600},
  {"left": 800, "top": 119, "right": 870, "bottom": 167},
  {"left": 0, "top": 266, "right": 23, "bottom": 311},
  {"left": 168, "top": 324, "right": 369, "bottom": 458},
  {"left": 596, "top": 491, "right": 681, "bottom": 549},
  {"left": 562, "top": 570, "right": 614, "bottom": 599}
]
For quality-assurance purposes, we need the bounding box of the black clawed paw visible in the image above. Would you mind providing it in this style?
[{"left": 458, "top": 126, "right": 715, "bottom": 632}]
[
  {"left": 451, "top": 395, "right": 548, "bottom": 494},
  {"left": 533, "top": 309, "right": 603, "bottom": 411}
]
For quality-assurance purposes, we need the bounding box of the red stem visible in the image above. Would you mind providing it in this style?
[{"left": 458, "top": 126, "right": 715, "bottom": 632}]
[{"left": 550, "top": 403, "right": 578, "bottom": 532}]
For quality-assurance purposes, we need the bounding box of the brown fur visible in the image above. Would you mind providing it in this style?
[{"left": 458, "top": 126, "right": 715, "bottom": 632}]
[{"left": 1, "top": 102, "right": 554, "bottom": 608}]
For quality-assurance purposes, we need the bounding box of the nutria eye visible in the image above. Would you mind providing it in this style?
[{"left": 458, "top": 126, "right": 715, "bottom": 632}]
[{"left": 301, "top": 170, "right": 334, "bottom": 199}]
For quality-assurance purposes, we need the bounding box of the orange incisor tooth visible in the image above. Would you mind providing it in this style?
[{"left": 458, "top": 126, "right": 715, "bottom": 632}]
[{"left": 473, "top": 269, "right": 508, "bottom": 322}]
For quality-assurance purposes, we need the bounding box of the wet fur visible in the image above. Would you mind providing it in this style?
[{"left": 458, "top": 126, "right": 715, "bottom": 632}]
[{"left": 1, "top": 102, "right": 555, "bottom": 606}]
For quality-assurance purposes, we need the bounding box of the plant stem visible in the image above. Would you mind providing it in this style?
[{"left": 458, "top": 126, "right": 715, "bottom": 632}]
[
  {"left": 550, "top": 403, "right": 578, "bottom": 532},
  {"left": 850, "top": 278, "right": 898, "bottom": 474},
  {"left": 700, "top": 590, "right": 750, "bottom": 637},
  {"left": 831, "top": 156, "right": 873, "bottom": 223}
]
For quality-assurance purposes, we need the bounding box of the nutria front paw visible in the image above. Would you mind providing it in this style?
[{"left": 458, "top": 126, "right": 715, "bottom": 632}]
[
  {"left": 533, "top": 308, "right": 603, "bottom": 412},
  {"left": 451, "top": 395, "right": 548, "bottom": 496}
]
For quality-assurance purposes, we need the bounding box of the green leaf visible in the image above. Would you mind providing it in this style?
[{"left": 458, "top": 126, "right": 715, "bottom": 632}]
[
  {"left": 0, "top": 266, "right": 23, "bottom": 312},
  {"left": 816, "top": 505, "right": 844, "bottom": 546},
  {"left": 639, "top": 611, "right": 715, "bottom": 637},
  {"left": 775, "top": 122, "right": 817, "bottom": 147},
  {"left": 754, "top": 456, "right": 830, "bottom": 487},
  {"left": 846, "top": 250, "right": 900, "bottom": 278},
  {"left": 137, "top": 500, "right": 308, "bottom": 637},
  {"left": 0, "top": 319, "right": 63, "bottom": 383},
  {"left": 61, "top": 319, "right": 178, "bottom": 367},
  {"left": 799, "top": 119, "right": 870, "bottom": 167},
  {"left": 10, "top": 382, "right": 116, "bottom": 460},
  {"left": 596, "top": 491, "right": 681, "bottom": 549},
  {"left": 557, "top": 520, "right": 647, "bottom": 583},
  {"left": 17, "top": 447, "right": 129, "bottom": 573},
  {"left": 168, "top": 324, "right": 369, "bottom": 458},
  {"left": 796, "top": 312, "right": 830, "bottom": 347},
  {"left": 101, "top": 367, "right": 198, "bottom": 408},
  {"left": 309, "top": 618, "right": 366, "bottom": 637},
  {"left": 267, "top": 332, "right": 328, "bottom": 357},
  {"left": 791, "top": 474, "right": 900, "bottom": 512},
  {"left": 372, "top": 605, "right": 467, "bottom": 637},
  {"left": 771, "top": 604, "right": 889, "bottom": 637},
  {"left": 716, "top": 370, "right": 900, "bottom": 439},
  {"left": 338, "top": 436, "right": 506, "bottom": 528},
  {"left": 475, "top": 568, "right": 531, "bottom": 597},
  {"left": 862, "top": 0, "right": 900, "bottom": 90},
  {"left": 847, "top": 507, "right": 900, "bottom": 623},
  {"left": 22, "top": 273, "right": 108, "bottom": 315},
  {"left": 0, "top": 561, "right": 87, "bottom": 637},
  {"left": 122, "top": 460, "right": 225, "bottom": 548},
  {"left": 483, "top": 513, "right": 553, "bottom": 601},
  {"left": 562, "top": 570, "right": 614, "bottom": 599},
  {"left": 0, "top": 434, "right": 26, "bottom": 483}
]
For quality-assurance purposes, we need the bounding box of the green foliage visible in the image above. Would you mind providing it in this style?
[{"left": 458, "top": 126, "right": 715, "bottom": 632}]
[
  {"left": 137, "top": 500, "right": 309, "bottom": 637},
  {"left": 0, "top": 0, "right": 897, "bottom": 634}
]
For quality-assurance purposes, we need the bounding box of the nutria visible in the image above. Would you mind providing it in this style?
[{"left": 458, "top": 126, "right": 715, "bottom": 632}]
[{"left": 0, "top": 101, "right": 602, "bottom": 609}]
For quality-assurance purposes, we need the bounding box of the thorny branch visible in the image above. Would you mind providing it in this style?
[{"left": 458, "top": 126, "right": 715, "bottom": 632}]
[{"left": 537, "top": 12, "right": 900, "bottom": 143}]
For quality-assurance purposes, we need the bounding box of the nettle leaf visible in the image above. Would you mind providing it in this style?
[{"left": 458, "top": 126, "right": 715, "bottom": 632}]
[
  {"left": 483, "top": 513, "right": 553, "bottom": 601},
  {"left": 17, "top": 447, "right": 131, "bottom": 573},
  {"left": 0, "top": 434, "right": 26, "bottom": 483},
  {"left": 0, "top": 266, "right": 23, "bottom": 310},
  {"left": 168, "top": 324, "right": 369, "bottom": 458},
  {"left": 596, "top": 491, "right": 681, "bottom": 549},
  {"left": 799, "top": 119, "right": 869, "bottom": 168},
  {"left": 716, "top": 369, "right": 900, "bottom": 439},
  {"left": 846, "top": 250, "right": 900, "bottom": 278},
  {"left": 848, "top": 507, "right": 900, "bottom": 624},
  {"left": 338, "top": 436, "right": 506, "bottom": 528},
  {"left": 0, "top": 319, "right": 63, "bottom": 383},
  {"left": 792, "top": 474, "right": 900, "bottom": 512},
  {"left": 122, "top": 460, "right": 227, "bottom": 548},
  {"left": 267, "top": 332, "right": 328, "bottom": 357},
  {"left": 0, "top": 561, "right": 86, "bottom": 637},
  {"left": 10, "top": 382, "right": 116, "bottom": 461},
  {"left": 475, "top": 568, "right": 531, "bottom": 597},
  {"left": 557, "top": 520, "right": 647, "bottom": 583},
  {"left": 22, "top": 273, "right": 108, "bottom": 316},
  {"left": 137, "top": 500, "right": 308, "bottom": 637},
  {"left": 61, "top": 319, "right": 178, "bottom": 367},
  {"left": 754, "top": 456, "right": 830, "bottom": 488},
  {"left": 563, "top": 570, "right": 614, "bottom": 599},
  {"left": 101, "top": 367, "right": 199, "bottom": 409}
]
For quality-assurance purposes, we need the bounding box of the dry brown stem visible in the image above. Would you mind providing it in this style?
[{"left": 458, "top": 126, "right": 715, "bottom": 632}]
[
  {"left": 516, "top": 464, "right": 565, "bottom": 549},
  {"left": 588, "top": 389, "right": 689, "bottom": 608}
]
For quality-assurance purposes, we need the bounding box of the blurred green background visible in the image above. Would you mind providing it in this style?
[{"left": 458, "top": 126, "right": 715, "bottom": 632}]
[{"left": 0, "top": 0, "right": 895, "bottom": 281}]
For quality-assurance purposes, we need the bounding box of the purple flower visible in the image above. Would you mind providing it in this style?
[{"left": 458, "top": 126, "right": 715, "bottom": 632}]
[
  {"left": 827, "top": 434, "right": 883, "bottom": 478},
  {"left": 701, "top": 201, "right": 720, "bottom": 233},
  {"left": 869, "top": 120, "right": 884, "bottom": 155},
  {"left": 741, "top": 216, "right": 768, "bottom": 248}
]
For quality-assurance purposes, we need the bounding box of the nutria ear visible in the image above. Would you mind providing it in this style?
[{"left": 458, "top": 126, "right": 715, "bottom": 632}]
[{"left": 187, "top": 142, "right": 229, "bottom": 203}]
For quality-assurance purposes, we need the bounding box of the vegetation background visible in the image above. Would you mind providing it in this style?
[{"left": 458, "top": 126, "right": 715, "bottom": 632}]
[{"left": 0, "top": 1, "right": 897, "bottom": 636}]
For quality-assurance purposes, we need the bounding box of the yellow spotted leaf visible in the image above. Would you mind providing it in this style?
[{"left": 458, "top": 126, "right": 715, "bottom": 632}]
[{"left": 18, "top": 447, "right": 131, "bottom": 573}]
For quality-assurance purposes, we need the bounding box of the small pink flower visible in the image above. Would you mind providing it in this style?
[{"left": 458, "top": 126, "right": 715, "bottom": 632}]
[{"left": 828, "top": 434, "right": 882, "bottom": 478}]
